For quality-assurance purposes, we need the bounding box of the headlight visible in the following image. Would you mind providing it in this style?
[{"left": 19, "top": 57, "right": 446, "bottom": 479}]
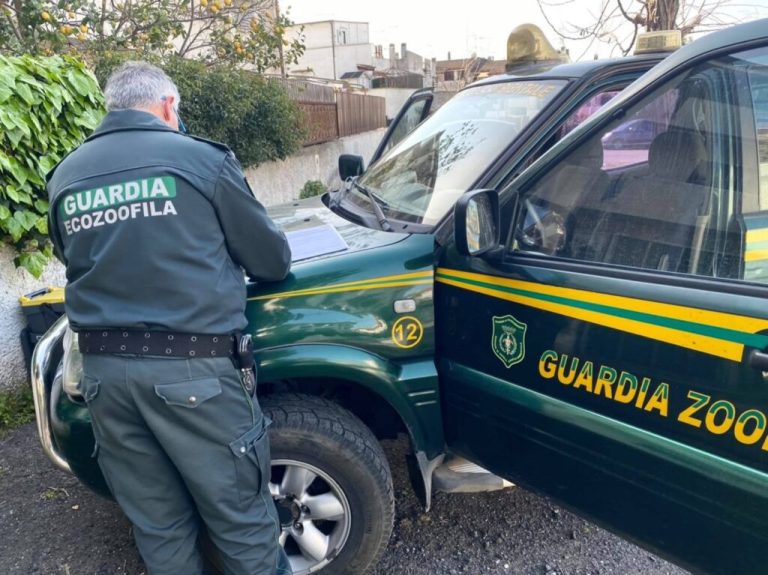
[{"left": 61, "top": 327, "right": 83, "bottom": 399}]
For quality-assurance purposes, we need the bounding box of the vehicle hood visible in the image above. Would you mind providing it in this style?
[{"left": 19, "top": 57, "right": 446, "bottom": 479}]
[{"left": 267, "top": 195, "right": 408, "bottom": 263}]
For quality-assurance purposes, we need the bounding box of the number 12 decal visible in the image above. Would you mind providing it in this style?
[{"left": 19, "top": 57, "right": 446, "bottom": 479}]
[{"left": 392, "top": 316, "right": 424, "bottom": 349}]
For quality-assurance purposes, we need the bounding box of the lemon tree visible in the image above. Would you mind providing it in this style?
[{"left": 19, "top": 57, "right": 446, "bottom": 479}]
[{"left": 0, "top": 0, "right": 303, "bottom": 69}]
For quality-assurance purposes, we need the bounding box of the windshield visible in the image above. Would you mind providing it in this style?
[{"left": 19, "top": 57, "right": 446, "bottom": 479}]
[{"left": 350, "top": 79, "right": 568, "bottom": 226}]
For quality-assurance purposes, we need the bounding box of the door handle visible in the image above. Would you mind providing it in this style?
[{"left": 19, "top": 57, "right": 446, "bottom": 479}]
[{"left": 748, "top": 349, "right": 768, "bottom": 371}]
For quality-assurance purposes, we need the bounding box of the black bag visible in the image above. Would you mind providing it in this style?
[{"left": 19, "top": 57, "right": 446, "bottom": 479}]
[{"left": 19, "top": 287, "right": 65, "bottom": 373}]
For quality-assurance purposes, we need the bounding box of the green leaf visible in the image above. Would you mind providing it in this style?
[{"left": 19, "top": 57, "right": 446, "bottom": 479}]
[
  {"left": 34, "top": 217, "right": 48, "bottom": 235},
  {"left": 2, "top": 217, "right": 24, "bottom": 242},
  {"left": 34, "top": 199, "right": 50, "bottom": 213},
  {"left": 0, "top": 84, "right": 13, "bottom": 105},
  {"left": 5, "top": 186, "right": 21, "bottom": 203},
  {"left": 5, "top": 158, "right": 28, "bottom": 186},
  {"left": 6, "top": 128, "right": 24, "bottom": 148},
  {"left": 66, "top": 70, "right": 94, "bottom": 97},
  {"left": 25, "top": 111, "right": 42, "bottom": 133},
  {"left": 14, "top": 210, "right": 39, "bottom": 231},
  {"left": 17, "top": 251, "right": 47, "bottom": 278},
  {"left": 0, "top": 205, "right": 10, "bottom": 220},
  {"left": 15, "top": 82, "right": 34, "bottom": 106},
  {"left": 0, "top": 108, "right": 18, "bottom": 131}
]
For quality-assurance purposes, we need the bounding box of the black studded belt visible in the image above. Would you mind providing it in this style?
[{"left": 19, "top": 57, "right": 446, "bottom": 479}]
[{"left": 77, "top": 329, "right": 236, "bottom": 358}]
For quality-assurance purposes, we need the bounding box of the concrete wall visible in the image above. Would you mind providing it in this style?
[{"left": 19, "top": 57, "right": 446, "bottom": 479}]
[
  {"left": 1, "top": 246, "right": 66, "bottom": 390},
  {"left": 332, "top": 44, "right": 374, "bottom": 79},
  {"left": 0, "top": 130, "right": 385, "bottom": 391},
  {"left": 289, "top": 42, "right": 372, "bottom": 80},
  {"left": 294, "top": 21, "right": 332, "bottom": 49},
  {"left": 334, "top": 21, "right": 369, "bottom": 45},
  {"left": 244, "top": 128, "right": 386, "bottom": 205},
  {"left": 369, "top": 88, "right": 419, "bottom": 120},
  {"left": 292, "top": 46, "right": 335, "bottom": 78},
  {"left": 286, "top": 21, "right": 373, "bottom": 80}
]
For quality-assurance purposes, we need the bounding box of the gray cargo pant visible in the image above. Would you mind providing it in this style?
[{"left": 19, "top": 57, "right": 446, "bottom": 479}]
[{"left": 81, "top": 353, "right": 292, "bottom": 575}]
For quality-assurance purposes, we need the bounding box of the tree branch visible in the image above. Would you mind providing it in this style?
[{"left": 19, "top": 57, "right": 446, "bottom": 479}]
[{"left": 0, "top": 0, "right": 23, "bottom": 44}]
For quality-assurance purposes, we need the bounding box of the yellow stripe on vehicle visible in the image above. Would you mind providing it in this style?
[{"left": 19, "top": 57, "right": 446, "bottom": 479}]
[
  {"left": 436, "top": 276, "right": 741, "bottom": 361},
  {"left": 249, "top": 270, "right": 433, "bottom": 301},
  {"left": 745, "top": 228, "right": 768, "bottom": 244},
  {"left": 436, "top": 268, "right": 768, "bottom": 362},
  {"left": 745, "top": 249, "right": 768, "bottom": 263},
  {"left": 437, "top": 268, "right": 768, "bottom": 335}
]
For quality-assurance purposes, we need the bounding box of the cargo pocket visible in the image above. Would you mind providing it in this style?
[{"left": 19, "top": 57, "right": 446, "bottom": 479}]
[
  {"left": 79, "top": 375, "right": 101, "bottom": 404},
  {"left": 154, "top": 377, "right": 222, "bottom": 408},
  {"left": 230, "top": 418, "right": 272, "bottom": 506}
]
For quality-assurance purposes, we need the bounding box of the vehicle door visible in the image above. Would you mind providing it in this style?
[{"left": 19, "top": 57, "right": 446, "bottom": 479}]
[
  {"left": 369, "top": 88, "right": 433, "bottom": 165},
  {"left": 436, "top": 44, "right": 768, "bottom": 574}
]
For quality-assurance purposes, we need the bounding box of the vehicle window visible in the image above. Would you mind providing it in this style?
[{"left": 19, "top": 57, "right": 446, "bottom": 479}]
[
  {"left": 559, "top": 89, "right": 622, "bottom": 139},
  {"left": 351, "top": 79, "right": 569, "bottom": 226},
  {"left": 383, "top": 98, "right": 429, "bottom": 155},
  {"left": 742, "top": 50, "right": 768, "bottom": 283},
  {"left": 749, "top": 66, "right": 768, "bottom": 207},
  {"left": 601, "top": 91, "right": 680, "bottom": 169},
  {"left": 513, "top": 45, "right": 768, "bottom": 284},
  {"left": 517, "top": 88, "right": 624, "bottom": 174}
]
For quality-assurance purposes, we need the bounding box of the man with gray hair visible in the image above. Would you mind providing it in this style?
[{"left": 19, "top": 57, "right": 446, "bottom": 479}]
[{"left": 46, "top": 61, "right": 292, "bottom": 575}]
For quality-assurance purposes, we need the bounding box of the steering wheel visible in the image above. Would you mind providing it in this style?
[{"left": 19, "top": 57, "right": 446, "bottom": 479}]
[{"left": 518, "top": 199, "right": 567, "bottom": 255}]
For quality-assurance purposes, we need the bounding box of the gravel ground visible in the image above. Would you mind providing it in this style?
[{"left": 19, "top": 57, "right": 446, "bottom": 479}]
[{"left": 0, "top": 423, "right": 687, "bottom": 575}]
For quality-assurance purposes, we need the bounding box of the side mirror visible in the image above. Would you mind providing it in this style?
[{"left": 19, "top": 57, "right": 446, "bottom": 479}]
[
  {"left": 455, "top": 189, "right": 500, "bottom": 257},
  {"left": 339, "top": 154, "right": 365, "bottom": 181}
]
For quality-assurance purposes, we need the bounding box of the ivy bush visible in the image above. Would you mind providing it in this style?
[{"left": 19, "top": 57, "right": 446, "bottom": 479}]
[{"left": 0, "top": 55, "right": 104, "bottom": 277}]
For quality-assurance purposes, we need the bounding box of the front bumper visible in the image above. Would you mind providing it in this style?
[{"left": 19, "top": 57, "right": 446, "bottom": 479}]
[{"left": 31, "top": 314, "right": 72, "bottom": 473}]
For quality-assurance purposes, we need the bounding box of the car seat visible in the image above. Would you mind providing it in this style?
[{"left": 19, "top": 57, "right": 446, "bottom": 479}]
[{"left": 582, "top": 128, "right": 709, "bottom": 272}]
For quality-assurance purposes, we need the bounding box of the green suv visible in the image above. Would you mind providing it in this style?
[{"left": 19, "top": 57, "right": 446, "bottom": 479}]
[{"left": 32, "top": 18, "right": 768, "bottom": 575}]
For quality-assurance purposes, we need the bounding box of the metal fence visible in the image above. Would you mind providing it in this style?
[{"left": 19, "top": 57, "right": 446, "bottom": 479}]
[
  {"left": 298, "top": 102, "right": 339, "bottom": 146},
  {"left": 269, "top": 77, "right": 337, "bottom": 104},
  {"left": 337, "top": 92, "right": 386, "bottom": 138},
  {"left": 270, "top": 77, "right": 387, "bottom": 145},
  {"left": 371, "top": 75, "right": 424, "bottom": 90}
]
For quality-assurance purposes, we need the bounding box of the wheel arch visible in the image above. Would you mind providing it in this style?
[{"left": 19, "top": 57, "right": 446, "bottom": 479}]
[{"left": 256, "top": 344, "right": 446, "bottom": 509}]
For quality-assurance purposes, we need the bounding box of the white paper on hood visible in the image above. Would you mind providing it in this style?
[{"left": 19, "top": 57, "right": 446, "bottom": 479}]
[{"left": 286, "top": 224, "right": 349, "bottom": 262}]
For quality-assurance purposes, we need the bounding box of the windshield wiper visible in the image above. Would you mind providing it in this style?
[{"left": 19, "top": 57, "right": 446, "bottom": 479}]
[
  {"left": 353, "top": 180, "right": 393, "bottom": 232},
  {"left": 331, "top": 177, "right": 393, "bottom": 232}
]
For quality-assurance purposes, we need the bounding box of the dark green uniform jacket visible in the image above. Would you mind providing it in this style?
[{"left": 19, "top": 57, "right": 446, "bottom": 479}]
[{"left": 47, "top": 110, "right": 291, "bottom": 334}]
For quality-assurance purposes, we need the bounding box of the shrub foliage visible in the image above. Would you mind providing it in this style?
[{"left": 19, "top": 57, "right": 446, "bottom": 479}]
[
  {"left": 162, "top": 58, "right": 305, "bottom": 167},
  {"left": 0, "top": 55, "right": 104, "bottom": 277},
  {"left": 0, "top": 384, "right": 36, "bottom": 434},
  {"left": 96, "top": 56, "right": 305, "bottom": 168},
  {"left": 299, "top": 180, "right": 327, "bottom": 200}
]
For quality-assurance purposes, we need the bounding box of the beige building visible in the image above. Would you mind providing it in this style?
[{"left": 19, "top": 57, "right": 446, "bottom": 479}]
[{"left": 283, "top": 20, "right": 373, "bottom": 80}]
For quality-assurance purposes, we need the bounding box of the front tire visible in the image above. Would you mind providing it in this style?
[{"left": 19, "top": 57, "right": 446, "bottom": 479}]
[{"left": 263, "top": 393, "right": 394, "bottom": 575}]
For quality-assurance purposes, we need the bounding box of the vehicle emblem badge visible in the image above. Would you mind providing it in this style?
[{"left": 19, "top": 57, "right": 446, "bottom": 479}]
[{"left": 491, "top": 315, "right": 527, "bottom": 368}]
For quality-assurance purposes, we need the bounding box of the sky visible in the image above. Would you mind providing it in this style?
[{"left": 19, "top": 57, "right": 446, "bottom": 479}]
[{"left": 281, "top": 0, "right": 768, "bottom": 63}]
